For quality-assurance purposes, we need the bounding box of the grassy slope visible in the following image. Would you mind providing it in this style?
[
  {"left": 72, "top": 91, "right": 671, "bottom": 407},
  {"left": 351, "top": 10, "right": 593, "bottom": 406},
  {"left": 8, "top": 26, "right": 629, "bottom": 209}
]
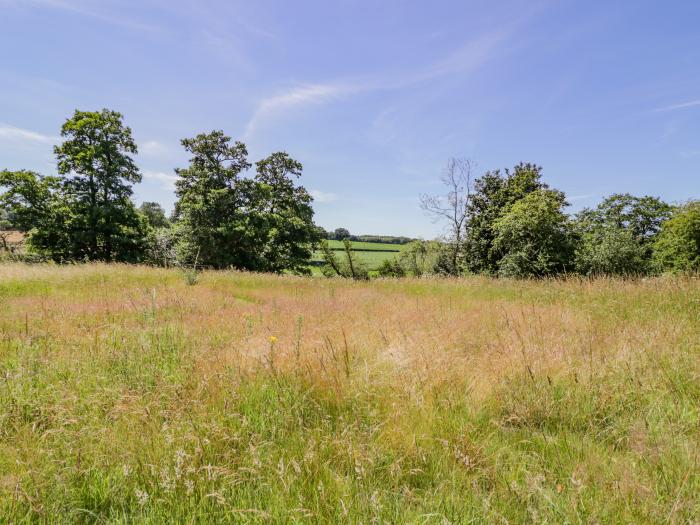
[{"left": 1, "top": 264, "right": 699, "bottom": 523}]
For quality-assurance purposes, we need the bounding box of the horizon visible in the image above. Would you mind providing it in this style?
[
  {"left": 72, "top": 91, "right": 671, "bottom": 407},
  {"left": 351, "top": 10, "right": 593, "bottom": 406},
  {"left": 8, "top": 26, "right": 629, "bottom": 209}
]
[{"left": 1, "top": 0, "right": 699, "bottom": 238}]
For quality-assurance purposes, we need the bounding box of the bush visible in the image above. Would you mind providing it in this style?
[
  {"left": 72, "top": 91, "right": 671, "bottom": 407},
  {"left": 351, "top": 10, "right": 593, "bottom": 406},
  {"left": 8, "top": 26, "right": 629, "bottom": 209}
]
[
  {"left": 653, "top": 201, "right": 700, "bottom": 273},
  {"left": 492, "top": 190, "right": 574, "bottom": 278},
  {"left": 377, "top": 258, "right": 406, "bottom": 278},
  {"left": 575, "top": 227, "right": 649, "bottom": 276},
  {"left": 144, "top": 227, "right": 178, "bottom": 267}
]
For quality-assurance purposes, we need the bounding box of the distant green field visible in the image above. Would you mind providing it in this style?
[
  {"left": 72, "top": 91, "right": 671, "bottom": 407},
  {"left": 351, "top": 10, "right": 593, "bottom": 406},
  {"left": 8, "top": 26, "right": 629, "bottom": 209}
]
[
  {"left": 311, "top": 240, "right": 406, "bottom": 271},
  {"left": 325, "top": 240, "right": 403, "bottom": 252}
]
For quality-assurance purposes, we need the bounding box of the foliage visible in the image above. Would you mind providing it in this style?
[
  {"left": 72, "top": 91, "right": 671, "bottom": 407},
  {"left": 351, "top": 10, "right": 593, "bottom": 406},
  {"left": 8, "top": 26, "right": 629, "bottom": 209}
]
[
  {"left": 144, "top": 227, "right": 179, "bottom": 268},
  {"left": 54, "top": 109, "right": 148, "bottom": 262},
  {"left": 320, "top": 239, "right": 369, "bottom": 279},
  {"left": 0, "top": 205, "right": 13, "bottom": 230},
  {"left": 0, "top": 169, "right": 72, "bottom": 260},
  {"left": 333, "top": 227, "right": 351, "bottom": 240},
  {"left": 574, "top": 227, "right": 649, "bottom": 276},
  {"left": 140, "top": 202, "right": 170, "bottom": 229},
  {"left": 575, "top": 193, "right": 672, "bottom": 241},
  {"left": 464, "top": 163, "right": 550, "bottom": 275},
  {"left": 174, "top": 131, "right": 318, "bottom": 273},
  {"left": 653, "top": 201, "right": 700, "bottom": 273},
  {"left": 492, "top": 189, "right": 574, "bottom": 278},
  {"left": 376, "top": 257, "right": 406, "bottom": 277},
  {"left": 420, "top": 158, "right": 473, "bottom": 275},
  {"left": 397, "top": 240, "right": 443, "bottom": 277}
]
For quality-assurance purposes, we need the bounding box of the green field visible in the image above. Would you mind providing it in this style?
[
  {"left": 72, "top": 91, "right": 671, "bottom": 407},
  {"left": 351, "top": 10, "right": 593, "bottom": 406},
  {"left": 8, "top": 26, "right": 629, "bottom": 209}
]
[
  {"left": 2, "top": 264, "right": 699, "bottom": 522},
  {"left": 311, "top": 240, "right": 405, "bottom": 271}
]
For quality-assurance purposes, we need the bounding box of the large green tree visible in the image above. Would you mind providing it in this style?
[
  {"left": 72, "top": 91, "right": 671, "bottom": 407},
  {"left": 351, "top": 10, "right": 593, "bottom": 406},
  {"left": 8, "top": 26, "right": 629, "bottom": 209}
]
[
  {"left": 573, "top": 194, "right": 672, "bottom": 275},
  {"left": 174, "top": 131, "right": 318, "bottom": 272},
  {"left": 139, "top": 202, "right": 170, "bottom": 229},
  {"left": 249, "top": 152, "right": 319, "bottom": 273},
  {"left": 0, "top": 170, "right": 71, "bottom": 259},
  {"left": 492, "top": 189, "right": 574, "bottom": 278},
  {"left": 54, "top": 109, "right": 148, "bottom": 262},
  {"left": 653, "top": 201, "right": 700, "bottom": 273},
  {"left": 464, "top": 163, "right": 550, "bottom": 274}
]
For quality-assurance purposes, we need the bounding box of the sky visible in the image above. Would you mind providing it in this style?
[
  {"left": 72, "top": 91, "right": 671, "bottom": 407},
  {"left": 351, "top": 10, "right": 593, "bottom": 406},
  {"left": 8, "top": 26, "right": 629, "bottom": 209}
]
[{"left": 0, "top": 0, "right": 699, "bottom": 238}]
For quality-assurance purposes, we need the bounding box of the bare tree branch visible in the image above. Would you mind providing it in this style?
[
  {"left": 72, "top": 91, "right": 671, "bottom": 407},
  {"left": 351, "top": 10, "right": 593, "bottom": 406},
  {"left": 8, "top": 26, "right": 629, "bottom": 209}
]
[{"left": 419, "top": 158, "right": 474, "bottom": 274}]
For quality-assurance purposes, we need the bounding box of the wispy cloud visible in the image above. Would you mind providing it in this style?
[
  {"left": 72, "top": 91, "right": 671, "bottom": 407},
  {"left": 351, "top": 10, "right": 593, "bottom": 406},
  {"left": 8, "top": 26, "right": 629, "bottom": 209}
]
[
  {"left": 568, "top": 193, "right": 596, "bottom": 202},
  {"left": 143, "top": 170, "right": 178, "bottom": 190},
  {"left": 0, "top": 124, "right": 57, "bottom": 145},
  {"left": 244, "top": 28, "right": 513, "bottom": 139},
  {"left": 12, "top": 0, "right": 162, "bottom": 33},
  {"left": 310, "top": 189, "right": 338, "bottom": 203},
  {"left": 244, "top": 83, "right": 363, "bottom": 139},
  {"left": 652, "top": 99, "right": 700, "bottom": 113}
]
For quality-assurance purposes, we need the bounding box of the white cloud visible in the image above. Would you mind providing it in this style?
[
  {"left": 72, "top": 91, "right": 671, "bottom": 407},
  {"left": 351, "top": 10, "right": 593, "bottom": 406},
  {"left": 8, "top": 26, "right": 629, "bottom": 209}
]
[
  {"left": 310, "top": 190, "right": 338, "bottom": 203},
  {"left": 140, "top": 140, "right": 167, "bottom": 156},
  {"left": 0, "top": 124, "right": 57, "bottom": 145},
  {"left": 143, "top": 170, "right": 178, "bottom": 189},
  {"left": 653, "top": 99, "right": 700, "bottom": 113}
]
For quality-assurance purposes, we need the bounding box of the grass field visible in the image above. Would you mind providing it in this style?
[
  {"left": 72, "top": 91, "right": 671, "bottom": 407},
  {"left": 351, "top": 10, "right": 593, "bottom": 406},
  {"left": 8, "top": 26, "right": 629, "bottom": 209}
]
[
  {"left": 310, "top": 240, "right": 404, "bottom": 272},
  {"left": 1, "top": 264, "right": 699, "bottom": 523}
]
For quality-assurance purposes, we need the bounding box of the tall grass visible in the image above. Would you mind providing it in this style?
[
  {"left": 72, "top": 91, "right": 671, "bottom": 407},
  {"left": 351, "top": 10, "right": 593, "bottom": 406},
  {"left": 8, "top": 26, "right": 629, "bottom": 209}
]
[{"left": 1, "top": 264, "right": 698, "bottom": 523}]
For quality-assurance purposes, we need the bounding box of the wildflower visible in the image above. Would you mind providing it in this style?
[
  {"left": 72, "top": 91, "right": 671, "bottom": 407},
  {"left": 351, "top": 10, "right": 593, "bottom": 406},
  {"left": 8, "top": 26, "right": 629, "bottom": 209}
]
[
  {"left": 160, "top": 467, "right": 174, "bottom": 492},
  {"left": 269, "top": 335, "right": 278, "bottom": 344},
  {"left": 122, "top": 464, "right": 131, "bottom": 477},
  {"left": 185, "top": 479, "right": 194, "bottom": 495},
  {"left": 135, "top": 488, "right": 149, "bottom": 506}
]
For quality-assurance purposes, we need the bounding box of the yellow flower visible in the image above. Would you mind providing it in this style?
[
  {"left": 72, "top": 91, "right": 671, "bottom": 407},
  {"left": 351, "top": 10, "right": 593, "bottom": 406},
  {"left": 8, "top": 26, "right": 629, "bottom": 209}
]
[{"left": 269, "top": 336, "right": 278, "bottom": 344}]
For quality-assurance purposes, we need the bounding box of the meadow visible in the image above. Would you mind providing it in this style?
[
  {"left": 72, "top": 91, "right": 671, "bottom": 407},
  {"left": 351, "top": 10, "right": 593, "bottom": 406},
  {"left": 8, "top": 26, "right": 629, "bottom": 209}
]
[
  {"left": 310, "top": 240, "right": 404, "bottom": 272},
  {"left": 1, "top": 264, "right": 699, "bottom": 523}
]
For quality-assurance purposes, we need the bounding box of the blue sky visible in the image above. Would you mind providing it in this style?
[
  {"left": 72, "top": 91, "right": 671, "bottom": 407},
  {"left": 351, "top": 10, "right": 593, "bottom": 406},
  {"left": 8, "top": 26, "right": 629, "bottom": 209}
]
[{"left": 1, "top": 0, "right": 698, "bottom": 238}]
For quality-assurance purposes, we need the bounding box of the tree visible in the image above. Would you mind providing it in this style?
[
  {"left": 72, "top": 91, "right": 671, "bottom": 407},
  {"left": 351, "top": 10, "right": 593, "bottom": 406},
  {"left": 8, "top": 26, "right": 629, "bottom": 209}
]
[
  {"left": 575, "top": 194, "right": 672, "bottom": 242},
  {"left": 574, "top": 194, "right": 672, "bottom": 275},
  {"left": 653, "top": 201, "right": 700, "bottom": 273},
  {"left": 54, "top": 109, "right": 148, "bottom": 262},
  {"left": 139, "top": 202, "right": 169, "bottom": 229},
  {"left": 0, "top": 170, "right": 71, "bottom": 259},
  {"left": 174, "top": 131, "right": 318, "bottom": 272},
  {"left": 249, "top": 152, "right": 319, "bottom": 273},
  {"left": 492, "top": 189, "right": 574, "bottom": 278},
  {"left": 420, "top": 158, "right": 473, "bottom": 275},
  {"left": 464, "top": 163, "right": 549, "bottom": 274},
  {"left": 574, "top": 227, "right": 649, "bottom": 276},
  {"left": 173, "top": 130, "right": 252, "bottom": 268},
  {"left": 0, "top": 206, "right": 12, "bottom": 230},
  {"left": 333, "top": 227, "right": 351, "bottom": 240},
  {"left": 319, "top": 239, "right": 368, "bottom": 279}
]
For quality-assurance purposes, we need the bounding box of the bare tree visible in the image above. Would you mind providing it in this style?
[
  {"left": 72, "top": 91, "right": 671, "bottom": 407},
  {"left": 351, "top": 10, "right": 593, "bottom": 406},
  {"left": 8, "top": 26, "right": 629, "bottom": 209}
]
[{"left": 419, "top": 158, "right": 473, "bottom": 274}]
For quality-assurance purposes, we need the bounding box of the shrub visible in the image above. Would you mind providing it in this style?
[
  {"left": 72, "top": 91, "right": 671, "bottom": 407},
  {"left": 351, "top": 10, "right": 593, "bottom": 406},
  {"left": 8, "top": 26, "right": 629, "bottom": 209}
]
[
  {"left": 653, "top": 201, "right": 700, "bottom": 273},
  {"left": 377, "top": 258, "right": 405, "bottom": 278},
  {"left": 492, "top": 190, "right": 574, "bottom": 278},
  {"left": 575, "top": 227, "right": 649, "bottom": 276}
]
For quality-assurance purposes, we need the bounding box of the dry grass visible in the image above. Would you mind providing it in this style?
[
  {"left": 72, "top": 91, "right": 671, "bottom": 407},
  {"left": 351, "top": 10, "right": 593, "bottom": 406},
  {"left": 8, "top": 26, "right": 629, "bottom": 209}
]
[{"left": 1, "top": 263, "right": 699, "bottom": 523}]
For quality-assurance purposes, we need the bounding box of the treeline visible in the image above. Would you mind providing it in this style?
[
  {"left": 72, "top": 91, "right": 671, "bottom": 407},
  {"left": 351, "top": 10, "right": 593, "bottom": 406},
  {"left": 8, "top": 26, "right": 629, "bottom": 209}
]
[
  {"left": 378, "top": 159, "right": 698, "bottom": 278},
  {"left": 0, "top": 109, "right": 319, "bottom": 273},
  {"left": 320, "top": 227, "right": 414, "bottom": 245},
  {"left": 2, "top": 111, "right": 698, "bottom": 279}
]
